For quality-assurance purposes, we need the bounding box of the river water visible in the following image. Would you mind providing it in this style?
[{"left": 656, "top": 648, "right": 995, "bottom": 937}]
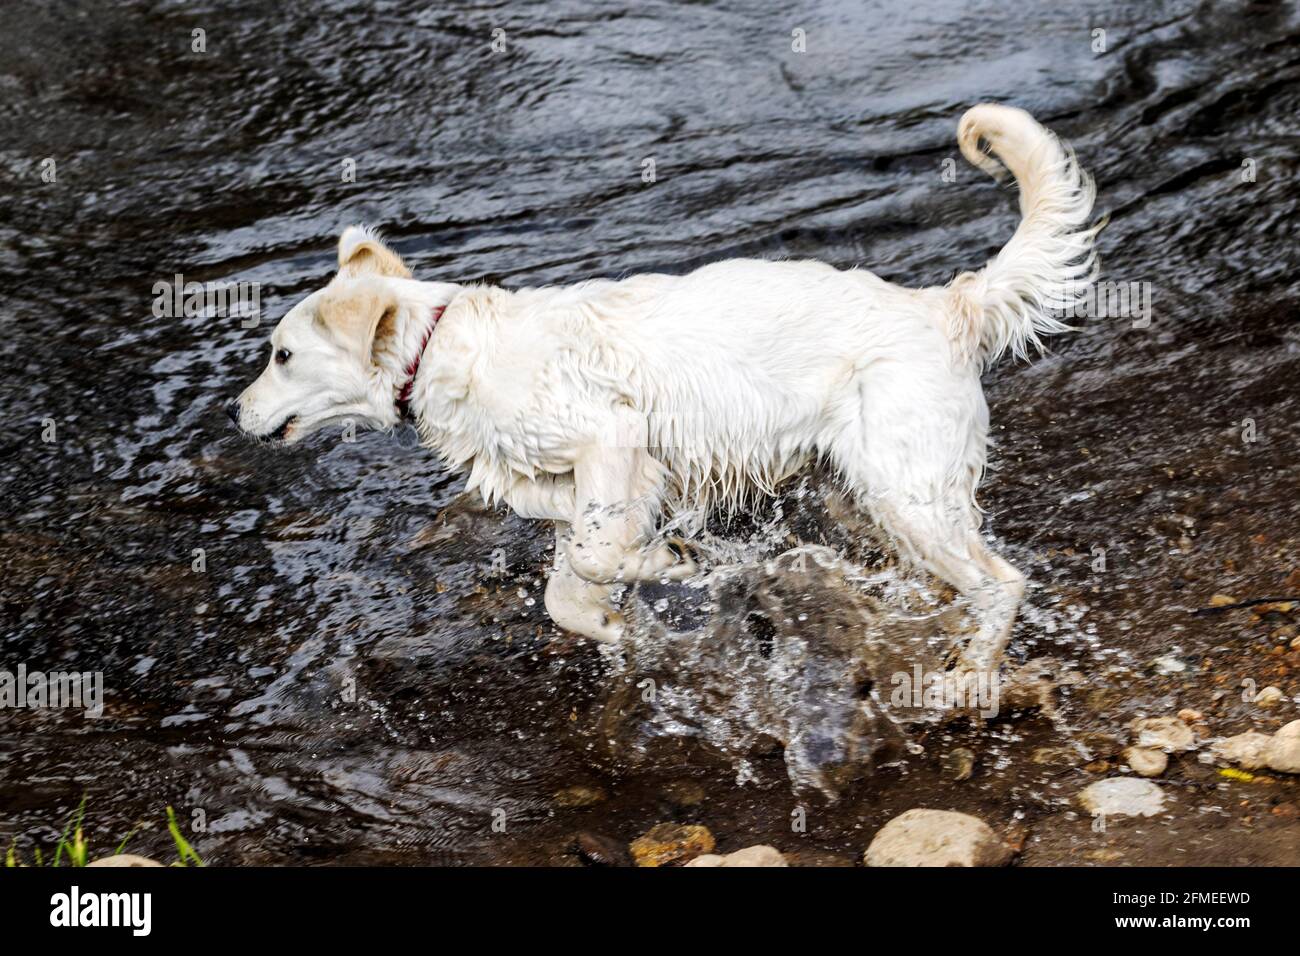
[{"left": 1, "top": 0, "right": 1298, "bottom": 865}]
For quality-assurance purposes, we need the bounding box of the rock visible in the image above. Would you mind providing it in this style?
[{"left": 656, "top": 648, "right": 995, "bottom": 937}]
[
  {"left": 1266, "top": 721, "right": 1300, "bottom": 774},
  {"left": 1152, "top": 655, "right": 1188, "bottom": 675},
  {"left": 1077, "top": 778, "right": 1167, "bottom": 818},
  {"left": 629, "top": 823, "right": 715, "bottom": 867},
  {"left": 1208, "top": 593, "right": 1239, "bottom": 607},
  {"left": 1078, "top": 732, "right": 1124, "bottom": 757},
  {"left": 1129, "top": 716, "right": 1196, "bottom": 752},
  {"left": 1124, "top": 746, "right": 1168, "bottom": 777},
  {"left": 1211, "top": 731, "right": 1273, "bottom": 770},
  {"left": 942, "top": 747, "right": 976, "bottom": 781},
  {"left": 659, "top": 779, "right": 707, "bottom": 809},
  {"left": 1177, "top": 708, "right": 1203, "bottom": 723},
  {"left": 572, "top": 831, "right": 629, "bottom": 867},
  {"left": 863, "top": 809, "right": 1010, "bottom": 868},
  {"left": 1085, "top": 848, "right": 1125, "bottom": 863},
  {"left": 1032, "top": 746, "right": 1079, "bottom": 767},
  {"left": 1255, "top": 601, "right": 1296, "bottom": 615},
  {"left": 85, "top": 854, "right": 164, "bottom": 867},
  {"left": 1255, "top": 686, "right": 1284, "bottom": 708},
  {"left": 782, "top": 849, "right": 857, "bottom": 867},
  {"left": 684, "top": 845, "right": 787, "bottom": 867},
  {"left": 553, "top": 784, "right": 608, "bottom": 808}
]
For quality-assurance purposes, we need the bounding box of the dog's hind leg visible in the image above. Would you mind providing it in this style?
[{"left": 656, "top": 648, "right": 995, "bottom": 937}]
[
  {"left": 883, "top": 500, "right": 1026, "bottom": 676},
  {"left": 830, "top": 373, "right": 1025, "bottom": 679}
]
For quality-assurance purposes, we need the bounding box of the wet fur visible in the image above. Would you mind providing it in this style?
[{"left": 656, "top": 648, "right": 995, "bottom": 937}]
[{"left": 232, "top": 104, "right": 1100, "bottom": 673}]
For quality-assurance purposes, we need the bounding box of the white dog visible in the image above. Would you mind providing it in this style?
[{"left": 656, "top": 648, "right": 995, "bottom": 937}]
[{"left": 230, "top": 104, "right": 1099, "bottom": 681}]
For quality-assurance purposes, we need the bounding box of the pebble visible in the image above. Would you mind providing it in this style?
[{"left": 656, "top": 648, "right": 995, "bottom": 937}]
[
  {"left": 942, "top": 747, "right": 976, "bottom": 781},
  {"left": 684, "top": 845, "right": 787, "bottom": 867},
  {"left": 553, "top": 784, "right": 608, "bottom": 808},
  {"left": 782, "top": 849, "right": 857, "bottom": 867},
  {"left": 1255, "top": 686, "right": 1284, "bottom": 708},
  {"left": 1031, "top": 746, "right": 1078, "bottom": 767},
  {"left": 573, "top": 831, "right": 630, "bottom": 867},
  {"left": 1124, "top": 746, "right": 1168, "bottom": 777},
  {"left": 1077, "top": 778, "right": 1167, "bottom": 818},
  {"left": 1211, "top": 731, "right": 1273, "bottom": 770},
  {"left": 1129, "top": 716, "right": 1196, "bottom": 752},
  {"left": 1266, "top": 720, "right": 1300, "bottom": 774},
  {"left": 863, "top": 809, "right": 1010, "bottom": 868},
  {"left": 1152, "top": 655, "right": 1187, "bottom": 675},
  {"left": 85, "top": 854, "right": 164, "bottom": 868},
  {"left": 629, "top": 823, "right": 715, "bottom": 867},
  {"left": 659, "top": 779, "right": 707, "bottom": 808}
]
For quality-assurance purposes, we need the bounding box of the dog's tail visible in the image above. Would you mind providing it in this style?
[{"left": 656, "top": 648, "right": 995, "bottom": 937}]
[{"left": 946, "top": 104, "right": 1103, "bottom": 365}]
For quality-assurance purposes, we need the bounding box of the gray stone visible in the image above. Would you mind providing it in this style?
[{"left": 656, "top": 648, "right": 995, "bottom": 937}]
[{"left": 863, "top": 809, "right": 1010, "bottom": 867}]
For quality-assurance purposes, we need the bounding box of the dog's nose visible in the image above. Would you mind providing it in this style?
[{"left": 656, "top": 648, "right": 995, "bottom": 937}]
[{"left": 225, "top": 400, "right": 241, "bottom": 424}]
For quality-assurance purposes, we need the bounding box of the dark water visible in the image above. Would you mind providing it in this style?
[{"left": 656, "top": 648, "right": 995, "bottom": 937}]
[{"left": 2, "top": 0, "right": 1298, "bottom": 865}]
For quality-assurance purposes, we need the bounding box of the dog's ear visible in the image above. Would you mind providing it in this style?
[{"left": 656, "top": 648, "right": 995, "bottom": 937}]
[
  {"left": 315, "top": 283, "right": 400, "bottom": 365},
  {"left": 337, "top": 225, "right": 412, "bottom": 279}
]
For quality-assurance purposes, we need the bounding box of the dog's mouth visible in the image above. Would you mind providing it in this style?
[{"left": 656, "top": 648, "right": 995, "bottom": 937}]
[{"left": 257, "top": 415, "right": 297, "bottom": 444}]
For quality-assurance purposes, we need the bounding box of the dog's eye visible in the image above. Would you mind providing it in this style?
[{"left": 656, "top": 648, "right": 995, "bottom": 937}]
[{"left": 274, "top": 347, "right": 291, "bottom": 366}]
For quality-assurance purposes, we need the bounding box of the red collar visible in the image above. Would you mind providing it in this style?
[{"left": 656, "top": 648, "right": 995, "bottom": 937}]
[{"left": 396, "top": 306, "right": 444, "bottom": 419}]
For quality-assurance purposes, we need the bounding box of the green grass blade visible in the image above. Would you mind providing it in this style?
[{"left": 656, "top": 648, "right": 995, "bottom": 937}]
[
  {"left": 114, "top": 821, "right": 145, "bottom": 856},
  {"left": 52, "top": 796, "right": 86, "bottom": 867},
  {"left": 165, "top": 807, "right": 204, "bottom": 867}
]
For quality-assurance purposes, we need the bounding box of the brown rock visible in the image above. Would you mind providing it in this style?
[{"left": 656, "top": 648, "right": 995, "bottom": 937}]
[
  {"left": 629, "top": 823, "right": 716, "bottom": 867},
  {"left": 782, "top": 848, "right": 858, "bottom": 867},
  {"left": 572, "top": 831, "right": 629, "bottom": 867},
  {"left": 659, "top": 779, "right": 707, "bottom": 808},
  {"left": 553, "top": 784, "right": 608, "bottom": 808}
]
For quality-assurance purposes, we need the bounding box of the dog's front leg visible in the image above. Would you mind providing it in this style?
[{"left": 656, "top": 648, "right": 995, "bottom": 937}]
[
  {"left": 565, "top": 407, "right": 695, "bottom": 587},
  {"left": 544, "top": 523, "right": 625, "bottom": 643}
]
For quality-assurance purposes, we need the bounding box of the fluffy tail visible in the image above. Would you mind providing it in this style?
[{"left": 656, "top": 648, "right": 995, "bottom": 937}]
[{"left": 947, "top": 104, "right": 1103, "bottom": 365}]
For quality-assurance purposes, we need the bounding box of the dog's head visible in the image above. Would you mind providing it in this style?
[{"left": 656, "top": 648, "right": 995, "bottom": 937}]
[{"left": 228, "top": 226, "right": 454, "bottom": 445}]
